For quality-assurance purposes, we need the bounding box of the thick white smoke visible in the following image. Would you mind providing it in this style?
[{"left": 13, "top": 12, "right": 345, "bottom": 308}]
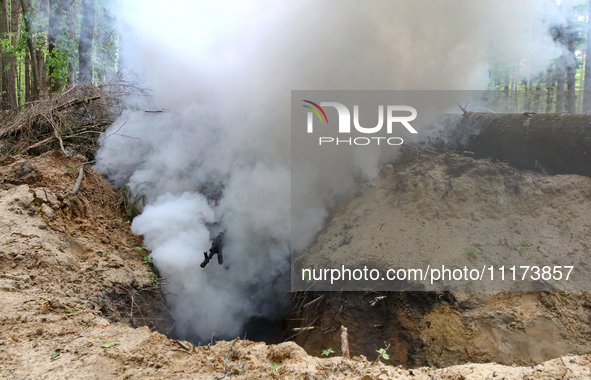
[{"left": 96, "top": 0, "right": 563, "bottom": 340}]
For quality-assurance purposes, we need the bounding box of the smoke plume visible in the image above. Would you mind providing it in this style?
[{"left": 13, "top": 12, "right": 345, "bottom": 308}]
[{"left": 96, "top": 0, "right": 563, "bottom": 341}]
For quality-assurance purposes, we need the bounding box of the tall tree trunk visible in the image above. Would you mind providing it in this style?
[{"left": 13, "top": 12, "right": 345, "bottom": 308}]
[
  {"left": 512, "top": 81, "right": 518, "bottom": 112},
  {"left": 0, "top": 0, "right": 7, "bottom": 108},
  {"left": 546, "top": 84, "right": 554, "bottom": 113},
  {"left": 4, "top": 0, "right": 19, "bottom": 108},
  {"left": 67, "top": 1, "right": 76, "bottom": 84},
  {"left": 35, "top": 0, "right": 49, "bottom": 94},
  {"left": 523, "top": 81, "right": 531, "bottom": 111},
  {"left": 583, "top": 0, "right": 591, "bottom": 113},
  {"left": 566, "top": 26, "right": 577, "bottom": 114},
  {"left": 557, "top": 57, "right": 566, "bottom": 113},
  {"left": 532, "top": 83, "right": 541, "bottom": 113},
  {"left": 96, "top": 5, "right": 113, "bottom": 83},
  {"left": 16, "top": 52, "right": 21, "bottom": 105},
  {"left": 580, "top": 51, "right": 585, "bottom": 113},
  {"left": 48, "top": 0, "right": 65, "bottom": 91},
  {"left": 78, "top": 0, "right": 95, "bottom": 83},
  {"left": 19, "top": 0, "right": 40, "bottom": 96},
  {"left": 25, "top": 53, "right": 30, "bottom": 102}
]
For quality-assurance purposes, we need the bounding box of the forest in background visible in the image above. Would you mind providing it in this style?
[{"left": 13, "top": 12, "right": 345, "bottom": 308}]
[
  {"left": 3, "top": 0, "right": 591, "bottom": 114},
  {"left": 0, "top": 0, "right": 116, "bottom": 109}
]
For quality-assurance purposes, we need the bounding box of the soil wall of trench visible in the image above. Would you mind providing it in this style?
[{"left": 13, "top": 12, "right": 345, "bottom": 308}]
[
  {"left": 3, "top": 150, "right": 591, "bottom": 378},
  {"left": 291, "top": 149, "right": 591, "bottom": 368}
]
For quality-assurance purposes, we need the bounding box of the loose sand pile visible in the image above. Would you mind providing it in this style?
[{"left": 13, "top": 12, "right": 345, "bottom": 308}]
[{"left": 300, "top": 149, "right": 591, "bottom": 291}]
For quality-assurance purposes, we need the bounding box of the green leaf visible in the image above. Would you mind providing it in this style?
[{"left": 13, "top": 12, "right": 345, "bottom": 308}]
[
  {"left": 270, "top": 363, "right": 278, "bottom": 371},
  {"left": 51, "top": 351, "right": 61, "bottom": 359},
  {"left": 64, "top": 309, "right": 73, "bottom": 314},
  {"left": 67, "top": 167, "right": 76, "bottom": 172},
  {"left": 521, "top": 240, "right": 533, "bottom": 247},
  {"left": 464, "top": 246, "right": 481, "bottom": 255},
  {"left": 100, "top": 340, "right": 120, "bottom": 348}
]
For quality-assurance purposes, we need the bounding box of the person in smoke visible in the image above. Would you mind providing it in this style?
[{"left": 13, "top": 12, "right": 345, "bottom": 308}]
[{"left": 200, "top": 232, "right": 225, "bottom": 268}]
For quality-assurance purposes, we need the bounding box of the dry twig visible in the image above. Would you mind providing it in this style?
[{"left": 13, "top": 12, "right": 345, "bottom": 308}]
[{"left": 0, "top": 74, "right": 148, "bottom": 158}]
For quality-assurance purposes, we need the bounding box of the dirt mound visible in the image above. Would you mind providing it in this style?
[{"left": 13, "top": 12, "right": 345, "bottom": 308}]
[
  {"left": 3, "top": 150, "right": 591, "bottom": 379},
  {"left": 298, "top": 149, "right": 591, "bottom": 291},
  {"left": 0, "top": 151, "right": 170, "bottom": 376},
  {"left": 291, "top": 150, "right": 591, "bottom": 367}
]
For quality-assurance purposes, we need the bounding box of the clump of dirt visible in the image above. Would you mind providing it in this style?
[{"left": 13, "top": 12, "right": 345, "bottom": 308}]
[{"left": 291, "top": 149, "right": 591, "bottom": 367}]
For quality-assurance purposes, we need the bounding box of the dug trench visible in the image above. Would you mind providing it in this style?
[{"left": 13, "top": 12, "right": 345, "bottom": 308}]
[
  {"left": 3, "top": 123, "right": 591, "bottom": 378},
  {"left": 289, "top": 142, "right": 591, "bottom": 368}
]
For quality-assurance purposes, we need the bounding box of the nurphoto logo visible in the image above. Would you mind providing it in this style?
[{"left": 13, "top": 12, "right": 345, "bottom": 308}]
[{"left": 303, "top": 100, "right": 418, "bottom": 146}]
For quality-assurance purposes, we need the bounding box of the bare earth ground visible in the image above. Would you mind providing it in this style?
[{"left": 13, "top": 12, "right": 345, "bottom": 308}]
[
  {"left": 301, "top": 149, "right": 591, "bottom": 291},
  {"left": 2, "top": 151, "right": 591, "bottom": 379}
]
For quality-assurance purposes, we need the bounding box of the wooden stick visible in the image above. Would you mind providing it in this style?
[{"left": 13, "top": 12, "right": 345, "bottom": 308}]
[
  {"left": 291, "top": 326, "right": 315, "bottom": 332},
  {"left": 303, "top": 295, "right": 324, "bottom": 309},
  {"left": 176, "top": 340, "right": 190, "bottom": 351},
  {"left": 52, "top": 95, "right": 101, "bottom": 112},
  {"left": 223, "top": 338, "right": 238, "bottom": 366},
  {"left": 369, "top": 296, "right": 386, "bottom": 307},
  {"left": 341, "top": 326, "right": 350, "bottom": 359},
  {"left": 69, "top": 168, "right": 84, "bottom": 196},
  {"left": 20, "top": 135, "right": 53, "bottom": 152}
]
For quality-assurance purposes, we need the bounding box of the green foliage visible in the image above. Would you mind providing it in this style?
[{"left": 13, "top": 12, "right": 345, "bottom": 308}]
[
  {"left": 67, "top": 166, "right": 76, "bottom": 171},
  {"left": 119, "top": 186, "right": 147, "bottom": 219},
  {"left": 464, "top": 246, "right": 481, "bottom": 255},
  {"left": 521, "top": 240, "right": 533, "bottom": 247},
  {"left": 46, "top": 47, "right": 70, "bottom": 89},
  {"left": 321, "top": 348, "right": 334, "bottom": 356},
  {"left": 135, "top": 246, "right": 148, "bottom": 251},
  {"left": 64, "top": 309, "right": 73, "bottom": 314},
  {"left": 376, "top": 342, "right": 390, "bottom": 360},
  {"left": 149, "top": 272, "right": 159, "bottom": 287},
  {"left": 100, "top": 340, "right": 120, "bottom": 348},
  {"left": 143, "top": 256, "right": 153, "bottom": 265},
  {"left": 0, "top": 0, "right": 119, "bottom": 100},
  {"left": 270, "top": 363, "right": 278, "bottom": 371}
]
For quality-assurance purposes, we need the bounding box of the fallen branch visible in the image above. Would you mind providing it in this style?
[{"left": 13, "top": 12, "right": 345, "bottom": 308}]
[
  {"left": 303, "top": 295, "right": 324, "bottom": 309},
  {"left": 21, "top": 136, "right": 54, "bottom": 153},
  {"left": 43, "top": 115, "right": 68, "bottom": 156},
  {"left": 0, "top": 75, "right": 147, "bottom": 157},
  {"left": 69, "top": 168, "right": 85, "bottom": 196},
  {"left": 291, "top": 326, "right": 315, "bottom": 332},
  {"left": 0, "top": 124, "right": 22, "bottom": 139},
  {"left": 52, "top": 95, "right": 101, "bottom": 113}
]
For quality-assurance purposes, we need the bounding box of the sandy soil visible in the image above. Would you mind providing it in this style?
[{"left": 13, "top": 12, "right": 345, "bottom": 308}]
[
  {"left": 299, "top": 149, "right": 591, "bottom": 291},
  {"left": 292, "top": 149, "right": 591, "bottom": 369},
  {"left": 3, "top": 150, "right": 591, "bottom": 379}
]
